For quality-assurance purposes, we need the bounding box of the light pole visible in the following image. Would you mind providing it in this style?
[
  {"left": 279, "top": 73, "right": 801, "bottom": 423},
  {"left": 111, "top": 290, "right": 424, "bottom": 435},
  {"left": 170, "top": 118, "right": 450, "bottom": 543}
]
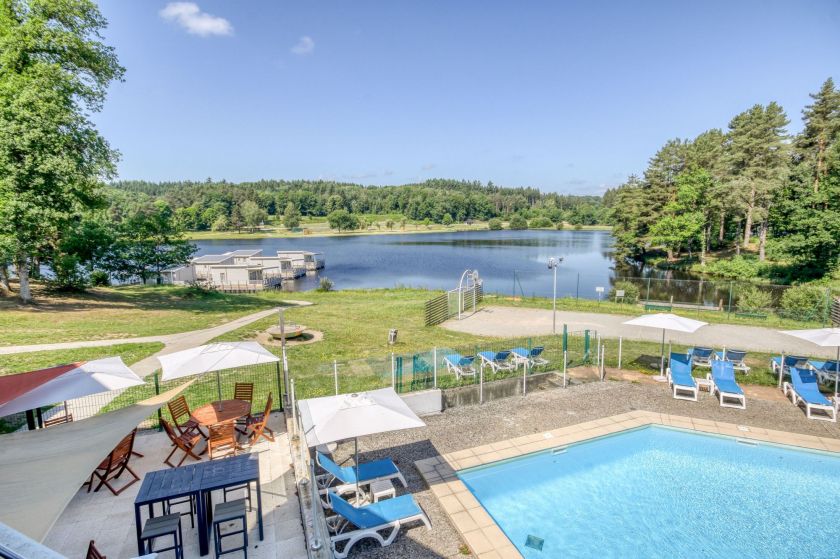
[{"left": 548, "top": 258, "right": 562, "bottom": 334}]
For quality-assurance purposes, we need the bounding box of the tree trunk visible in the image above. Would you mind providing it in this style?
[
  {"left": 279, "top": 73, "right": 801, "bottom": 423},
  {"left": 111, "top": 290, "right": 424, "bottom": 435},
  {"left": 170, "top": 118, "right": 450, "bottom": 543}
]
[
  {"left": 758, "top": 220, "right": 768, "bottom": 261},
  {"left": 815, "top": 135, "right": 825, "bottom": 193},
  {"left": 701, "top": 224, "right": 710, "bottom": 264},
  {"left": 0, "top": 264, "right": 10, "bottom": 295},
  {"left": 743, "top": 185, "right": 755, "bottom": 248},
  {"left": 666, "top": 248, "right": 674, "bottom": 261},
  {"left": 718, "top": 211, "right": 725, "bottom": 243},
  {"left": 16, "top": 258, "right": 32, "bottom": 304}
]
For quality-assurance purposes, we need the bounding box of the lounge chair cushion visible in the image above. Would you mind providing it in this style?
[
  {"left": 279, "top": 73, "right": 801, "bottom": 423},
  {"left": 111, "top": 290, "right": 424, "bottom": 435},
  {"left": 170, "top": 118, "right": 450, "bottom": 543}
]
[
  {"left": 511, "top": 347, "right": 529, "bottom": 359},
  {"left": 669, "top": 353, "right": 695, "bottom": 388},
  {"left": 318, "top": 452, "right": 399, "bottom": 485},
  {"left": 791, "top": 367, "right": 831, "bottom": 406},
  {"left": 711, "top": 361, "right": 743, "bottom": 395},
  {"left": 330, "top": 492, "right": 423, "bottom": 529}
]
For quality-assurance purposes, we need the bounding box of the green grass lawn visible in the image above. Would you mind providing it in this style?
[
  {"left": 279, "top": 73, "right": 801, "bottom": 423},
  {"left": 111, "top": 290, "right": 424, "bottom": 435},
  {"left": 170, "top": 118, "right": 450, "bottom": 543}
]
[
  {"left": 0, "top": 285, "right": 294, "bottom": 346},
  {"left": 0, "top": 342, "right": 164, "bottom": 376}
]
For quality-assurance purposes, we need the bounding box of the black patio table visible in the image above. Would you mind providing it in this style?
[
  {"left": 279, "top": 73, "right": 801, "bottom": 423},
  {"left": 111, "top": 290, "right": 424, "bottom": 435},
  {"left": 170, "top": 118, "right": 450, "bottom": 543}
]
[{"left": 134, "top": 453, "right": 263, "bottom": 556}]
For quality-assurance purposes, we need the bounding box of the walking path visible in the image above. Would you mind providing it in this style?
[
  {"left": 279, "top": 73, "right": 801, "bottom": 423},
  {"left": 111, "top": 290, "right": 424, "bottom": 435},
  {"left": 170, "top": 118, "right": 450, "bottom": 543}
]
[
  {"left": 2, "top": 301, "right": 313, "bottom": 377},
  {"left": 443, "top": 306, "right": 837, "bottom": 358}
]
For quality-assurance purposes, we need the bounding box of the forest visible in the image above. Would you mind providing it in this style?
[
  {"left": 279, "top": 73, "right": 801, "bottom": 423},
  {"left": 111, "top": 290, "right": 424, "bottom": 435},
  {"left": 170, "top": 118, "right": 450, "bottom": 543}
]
[
  {"left": 605, "top": 78, "right": 840, "bottom": 283},
  {"left": 109, "top": 178, "right": 608, "bottom": 231}
]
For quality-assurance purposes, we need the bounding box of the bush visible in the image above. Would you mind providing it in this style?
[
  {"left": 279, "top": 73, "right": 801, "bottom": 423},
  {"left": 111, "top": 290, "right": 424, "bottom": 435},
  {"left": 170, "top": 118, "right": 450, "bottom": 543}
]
[
  {"left": 702, "top": 256, "right": 763, "bottom": 280},
  {"left": 736, "top": 286, "right": 772, "bottom": 313},
  {"left": 529, "top": 217, "right": 553, "bottom": 228},
  {"left": 89, "top": 270, "right": 111, "bottom": 286},
  {"left": 508, "top": 215, "right": 528, "bottom": 230},
  {"left": 488, "top": 218, "right": 502, "bottom": 231},
  {"left": 608, "top": 281, "right": 640, "bottom": 304},
  {"left": 574, "top": 224, "right": 583, "bottom": 230},
  {"left": 555, "top": 221, "right": 565, "bottom": 230},
  {"left": 781, "top": 285, "right": 828, "bottom": 321},
  {"left": 47, "top": 254, "right": 89, "bottom": 292},
  {"left": 316, "top": 277, "right": 334, "bottom": 292},
  {"left": 442, "top": 213, "right": 454, "bottom": 226}
]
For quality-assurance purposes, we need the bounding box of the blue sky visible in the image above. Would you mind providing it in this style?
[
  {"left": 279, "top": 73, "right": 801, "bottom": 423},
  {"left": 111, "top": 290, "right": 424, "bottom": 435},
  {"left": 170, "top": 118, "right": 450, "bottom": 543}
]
[{"left": 96, "top": 1, "right": 840, "bottom": 194}]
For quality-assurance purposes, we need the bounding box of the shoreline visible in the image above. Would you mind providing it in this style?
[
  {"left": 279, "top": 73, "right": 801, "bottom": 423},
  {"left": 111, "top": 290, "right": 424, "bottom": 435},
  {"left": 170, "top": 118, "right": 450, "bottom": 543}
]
[{"left": 185, "top": 223, "right": 612, "bottom": 241}]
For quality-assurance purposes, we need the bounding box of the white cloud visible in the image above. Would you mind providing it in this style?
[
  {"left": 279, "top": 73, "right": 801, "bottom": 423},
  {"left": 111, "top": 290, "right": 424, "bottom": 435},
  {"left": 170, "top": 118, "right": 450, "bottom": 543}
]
[
  {"left": 421, "top": 163, "right": 436, "bottom": 171},
  {"left": 160, "top": 2, "right": 233, "bottom": 37},
  {"left": 291, "top": 36, "right": 315, "bottom": 55}
]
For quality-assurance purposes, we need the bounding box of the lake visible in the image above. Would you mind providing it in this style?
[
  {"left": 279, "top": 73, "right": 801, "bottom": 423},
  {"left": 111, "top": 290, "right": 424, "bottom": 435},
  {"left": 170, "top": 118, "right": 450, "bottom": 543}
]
[{"left": 194, "top": 230, "right": 744, "bottom": 306}]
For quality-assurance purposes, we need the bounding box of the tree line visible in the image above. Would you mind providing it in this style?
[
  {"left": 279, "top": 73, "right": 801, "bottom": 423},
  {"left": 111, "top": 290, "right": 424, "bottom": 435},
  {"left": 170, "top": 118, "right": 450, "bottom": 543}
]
[
  {"left": 605, "top": 78, "right": 840, "bottom": 281},
  {"left": 109, "top": 178, "right": 608, "bottom": 232}
]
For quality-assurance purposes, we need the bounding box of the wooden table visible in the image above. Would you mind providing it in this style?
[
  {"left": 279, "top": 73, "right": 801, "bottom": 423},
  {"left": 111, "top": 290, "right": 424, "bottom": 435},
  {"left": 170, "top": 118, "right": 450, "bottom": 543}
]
[{"left": 190, "top": 399, "right": 251, "bottom": 426}]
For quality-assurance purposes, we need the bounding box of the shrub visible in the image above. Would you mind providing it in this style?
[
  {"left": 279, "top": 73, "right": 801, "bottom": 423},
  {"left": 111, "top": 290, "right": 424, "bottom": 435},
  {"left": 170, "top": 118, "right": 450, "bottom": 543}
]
[
  {"left": 529, "top": 217, "right": 553, "bottom": 228},
  {"left": 556, "top": 221, "right": 565, "bottom": 230},
  {"left": 574, "top": 223, "right": 583, "bottom": 230},
  {"left": 735, "top": 286, "right": 772, "bottom": 313},
  {"left": 702, "top": 256, "right": 763, "bottom": 280},
  {"left": 316, "top": 277, "right": 334, "bottom": 292},
  {"left": 508, "top": 215, "right": 528, "bottom": 230},
  {"left": 781, "top": 285, "right": 828, "bottom": 321},
  {"left": 89, "top": 270, "right": 111, "bottom": 286},
  {"left": 47, "top": 254, "right": 89, "bottom": 292},
  {"left": 608, "top": 281, "right": 640, "bottom": 304},
  {"left": 488, "top": 218, "right": 502, "bottom": 231},
  {"left": 442, "top": 213, "right": 454, "bottom": 226}
]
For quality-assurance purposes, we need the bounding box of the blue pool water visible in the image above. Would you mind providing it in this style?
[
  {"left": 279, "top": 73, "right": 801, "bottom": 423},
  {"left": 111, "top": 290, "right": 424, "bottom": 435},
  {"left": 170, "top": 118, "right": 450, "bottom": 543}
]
[{"left": 458, "top": 426, "right": 840, "bottom": 558}]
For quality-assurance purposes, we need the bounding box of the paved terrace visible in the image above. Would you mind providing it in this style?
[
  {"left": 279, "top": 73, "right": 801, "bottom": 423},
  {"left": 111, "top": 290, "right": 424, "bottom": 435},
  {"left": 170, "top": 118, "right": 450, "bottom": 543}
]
[
  {"left": 443, "top": 306, "right": 838, "bottom": 357},
  {"left": 43, "top": 413, "right": 307, "bottom": 559},
  {"left": 332, "top": 377, "right": 840, "bottom": 558}
]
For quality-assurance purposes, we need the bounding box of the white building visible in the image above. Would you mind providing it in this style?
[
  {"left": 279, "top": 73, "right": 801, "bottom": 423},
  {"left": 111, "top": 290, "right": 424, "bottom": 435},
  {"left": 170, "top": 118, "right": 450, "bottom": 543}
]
[
  {"left": 159, "top": 248, "right": 316, "bottom": 289},
  {"left": 276, "top": 250, "right": 325, "bottom": 271}
]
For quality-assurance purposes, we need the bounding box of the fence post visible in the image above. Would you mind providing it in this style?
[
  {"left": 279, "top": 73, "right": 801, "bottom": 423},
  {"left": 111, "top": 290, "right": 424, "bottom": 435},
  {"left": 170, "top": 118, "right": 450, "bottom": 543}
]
[
  {"left": 333, "top": 360, "right": 339, "bottom": 395},
  {"left": 290, "top": 378, "right": 297, "bottom": 439},
  {"left": 154, "top": 372, "right": 162, "bottom": 430},
  {"left": 275, "top": 361, "right": 284, "bottom": 411},
  {"left": 562, "top": 324, "right": 568, "bottom": 353},
  {"left": 618, "top": 337, "right": 623, "bottom": 369},
  {"left": 778, "top": 352, "right": 785, "bottom": 388},
  {"left": 646, "top": 277, "right": 651, "bottom": 302},
  {"left": 479, "top": 363, "right": 484, "bottom": 404},
  {"left": 575, "top": 272, "right": 580, "bottom": 299},
  {"left": 433, "top": 347, "right": 438, "bottom": 388},
  {"left": 584, "top": 330, "right": 590, "bottom": 364},
  {"left": 523, "top": 361, "right": 528, "bottom": 396},
  {"left": 728, "top": 282, "right": 733, "bottom": 315},
  {"left": 395, "top": 357, "right": 403, "bottom": 393},
  {"left": 563, "top": 350, "right": 568, "bottom": 388},
  {"left": 391, "top": 353, "right": 395, "bottom": 389},
  {"left": 601, "top": 344, "right": 606, "bottom": 381}
]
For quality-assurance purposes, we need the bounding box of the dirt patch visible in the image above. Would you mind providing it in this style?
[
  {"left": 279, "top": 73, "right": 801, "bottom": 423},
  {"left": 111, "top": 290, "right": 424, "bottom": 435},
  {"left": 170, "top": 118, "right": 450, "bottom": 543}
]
[{"left": 256, "top": 329, "right": 324, "bottom": 347}]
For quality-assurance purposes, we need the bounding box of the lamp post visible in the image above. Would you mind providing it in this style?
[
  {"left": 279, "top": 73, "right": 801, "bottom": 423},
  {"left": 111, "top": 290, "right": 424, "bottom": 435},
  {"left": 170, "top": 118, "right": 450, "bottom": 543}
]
[{"left": 548, "top": 258, "right": 562, "bottom": 334}]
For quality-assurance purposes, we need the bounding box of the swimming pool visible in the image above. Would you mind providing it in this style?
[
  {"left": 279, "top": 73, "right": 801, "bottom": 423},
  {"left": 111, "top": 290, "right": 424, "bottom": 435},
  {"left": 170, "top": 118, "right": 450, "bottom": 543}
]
[{"left": 458, "top": 426, "right": 840, "bottom": 558}]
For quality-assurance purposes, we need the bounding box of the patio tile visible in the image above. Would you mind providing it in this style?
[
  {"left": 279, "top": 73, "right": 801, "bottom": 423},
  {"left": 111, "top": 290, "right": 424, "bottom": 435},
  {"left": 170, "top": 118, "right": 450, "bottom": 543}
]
[
  {"left": 450, "top": 510, "right": 479, "bottom": 533},
  {"left": 462, "top": 528, "right": 494, "bottom": 554}
]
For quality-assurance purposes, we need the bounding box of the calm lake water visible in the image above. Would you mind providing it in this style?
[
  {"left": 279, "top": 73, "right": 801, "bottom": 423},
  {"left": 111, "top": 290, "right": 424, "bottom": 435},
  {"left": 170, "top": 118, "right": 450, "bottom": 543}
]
[{"left": 194, "top": 230, "right": 737, "bottom": 304}]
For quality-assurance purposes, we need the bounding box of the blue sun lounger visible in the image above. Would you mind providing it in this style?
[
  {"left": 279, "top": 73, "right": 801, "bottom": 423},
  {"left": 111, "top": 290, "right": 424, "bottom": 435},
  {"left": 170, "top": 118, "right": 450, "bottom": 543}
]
[
  {"left": 510, "top": 346, "right": 548, "bottom": 368},
  {"left": 666, "top": 352, "right": 698, "bottom": 401},
  {"left": 316, "top": 452, "right": 406, "bottom": 498},
  {"left": 443, "top": 353, "right": 476, "bottom": 379},
  {"left": 477, "top": 350, "right": 514, "bottom": 373},
  {"left": 327, "top": 490, "right": 431, "bottom": 558},
  {"left": 771, "top": 355, "right": 809, "bottom": 376},
  {"left": 784, "top": 367, "right": 836, "bottom": 422},
  {"left": 688, "top": 347, "right": 714, "bottom": 368},
  {"left": 808, "top": 360, "right": 840, "bottom": 384},
  {"left": 709, "top": 360, "right": 745, "bottom": 409},
  {"left": 715, "top": 348, "right": 750, "bottom": 373}
]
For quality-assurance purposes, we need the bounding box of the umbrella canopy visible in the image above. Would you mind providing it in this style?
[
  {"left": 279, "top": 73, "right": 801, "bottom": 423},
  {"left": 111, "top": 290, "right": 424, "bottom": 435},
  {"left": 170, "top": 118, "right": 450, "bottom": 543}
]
[
  {"left": 0, "top": 381, "right": 192, "bottom": 542},
  {"left": 623, "top": 313, "right": 708, "bottom": 378},
  {"left": 780, "top": 328, "right": 840, "bottom": 396},
  {"left": 158, "top": 342, "right": 280, "bottom": 381},
  {"left": 298, "top": 387, "right": 426, "bottom": 448},
  {"left": 298, "top": 387, "right": 426, "bottom": 497},
  {"left": 0, "top": 357, "right": 144, "bottom": 418},
  {"left": 622, "top": 313, "right": 708, "bottom": 333}
]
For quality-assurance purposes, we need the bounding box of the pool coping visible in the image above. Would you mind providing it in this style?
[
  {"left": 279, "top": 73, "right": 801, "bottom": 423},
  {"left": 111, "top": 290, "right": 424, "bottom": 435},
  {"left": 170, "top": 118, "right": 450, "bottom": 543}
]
[{"left": 413, "top": 410, "right": 840, "bottom": 559}]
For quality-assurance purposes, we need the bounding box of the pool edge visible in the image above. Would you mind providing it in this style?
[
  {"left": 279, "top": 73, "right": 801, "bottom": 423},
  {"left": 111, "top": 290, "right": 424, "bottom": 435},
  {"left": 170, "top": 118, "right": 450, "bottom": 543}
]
[{"left": 414, "top": 410, "right": 840, "bottom": 559}]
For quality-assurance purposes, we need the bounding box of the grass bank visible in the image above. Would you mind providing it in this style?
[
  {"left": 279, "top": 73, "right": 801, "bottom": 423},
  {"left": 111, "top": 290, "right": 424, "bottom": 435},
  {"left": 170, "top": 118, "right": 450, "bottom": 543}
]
[{"left": 0, "top": 342, "right": 164, "bottom": 376}]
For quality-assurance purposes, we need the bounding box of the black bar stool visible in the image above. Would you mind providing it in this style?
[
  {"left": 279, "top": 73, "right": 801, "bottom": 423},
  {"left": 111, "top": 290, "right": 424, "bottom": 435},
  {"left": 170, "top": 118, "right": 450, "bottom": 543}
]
[
  {"left": 213, "top": 498, "right": 248, "bottom": 559},
  {"left": 140, "top": 514, "right": 183, "bottom": 559},
  {"left": 165, "top": 494, "right": 197, "bottom": 528}
]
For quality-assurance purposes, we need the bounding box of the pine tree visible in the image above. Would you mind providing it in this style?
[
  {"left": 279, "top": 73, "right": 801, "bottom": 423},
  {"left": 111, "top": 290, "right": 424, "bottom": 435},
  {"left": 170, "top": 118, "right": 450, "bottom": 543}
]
[{"left": 796, "top": 78, "right": 840, "bottom": 192}]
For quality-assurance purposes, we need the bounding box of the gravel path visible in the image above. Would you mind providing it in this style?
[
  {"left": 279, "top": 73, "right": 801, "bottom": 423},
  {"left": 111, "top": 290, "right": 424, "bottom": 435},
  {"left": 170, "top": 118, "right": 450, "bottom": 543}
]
[
  {"left": 333, "top": 379, "right": 840, "bottom": 558},
  {"left": 442, "top": 306, "right": 836, "bottom": 357}
]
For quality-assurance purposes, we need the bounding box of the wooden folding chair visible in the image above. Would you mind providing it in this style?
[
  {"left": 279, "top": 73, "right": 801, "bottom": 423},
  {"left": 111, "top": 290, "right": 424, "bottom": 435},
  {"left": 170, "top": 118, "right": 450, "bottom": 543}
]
[
  {"left": 246, "top": 393, "right": 275, "bottom": 445},
  {"left": 167, "top": 395, "right": 206, "bottom": 439},
  {"left": 84, "top": 429, "right": 140, "bottom": 496},
  {"left": 86, "top": 540, "right": 106, "bottom": 559},
  {"left": 161, "top": 419, "right": 206, "bottom": 468},
  {"left": 208, "top": 422, "right": 240, "bottom": 460},
  {"left": 233, "top": 382, "right": 254, "bottom": 434}
]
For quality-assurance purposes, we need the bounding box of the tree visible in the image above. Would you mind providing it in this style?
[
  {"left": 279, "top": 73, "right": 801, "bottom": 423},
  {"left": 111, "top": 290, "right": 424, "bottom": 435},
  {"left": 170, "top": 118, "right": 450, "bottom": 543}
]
[
  {"left": 508, "top": 215, "right": 528, "bottom": 230},
  {"left": 0, "top": 0, "right": 124, "bottom": 302},
  {"left": 283, "top": 202, "right": 301, "bottom": 229},
  {"left": 488, "top": 218, "right": 502, "bottom": 230},
  {"left": 327, "top": 209, "right": 359, "bottom": 232},
  {"left": 385, "top": 219, "right": 395, "bottom": 230},
  {"left": 230, "top": 205, "right": 243, "bottom": 232},
  {"left": 796, "top": 78, "right": 840, "bottom": 193},
  {"left": 442, "top": 213, "right": 454, "bottom": 226},
  {"left": 240, "top": 200, "right": 266, "bottom": 232},
  {"left": 104, "top": 201, "right": 196, "bottom": 284},
  {"left": 724, "top": 102, "right": 789, "bottom": 258}
]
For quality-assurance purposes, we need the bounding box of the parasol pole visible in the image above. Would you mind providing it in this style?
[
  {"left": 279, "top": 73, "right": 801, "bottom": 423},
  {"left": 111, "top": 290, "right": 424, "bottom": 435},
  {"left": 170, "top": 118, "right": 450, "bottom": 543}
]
[
  {"left": 835, "top": 346, "right": 839, "bottom": 399},
  {"left": 660, "top": 328, "right": 666, "bottom": 375},
  {"left": 355, "top": 437, "right": 360, "bottom": 500}
]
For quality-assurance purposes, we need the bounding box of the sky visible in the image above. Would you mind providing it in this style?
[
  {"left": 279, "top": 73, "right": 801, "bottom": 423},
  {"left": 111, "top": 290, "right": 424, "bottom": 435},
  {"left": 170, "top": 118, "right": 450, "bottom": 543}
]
[{"left": 95, "top": 0, "right": 840, "bottom": 194}]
